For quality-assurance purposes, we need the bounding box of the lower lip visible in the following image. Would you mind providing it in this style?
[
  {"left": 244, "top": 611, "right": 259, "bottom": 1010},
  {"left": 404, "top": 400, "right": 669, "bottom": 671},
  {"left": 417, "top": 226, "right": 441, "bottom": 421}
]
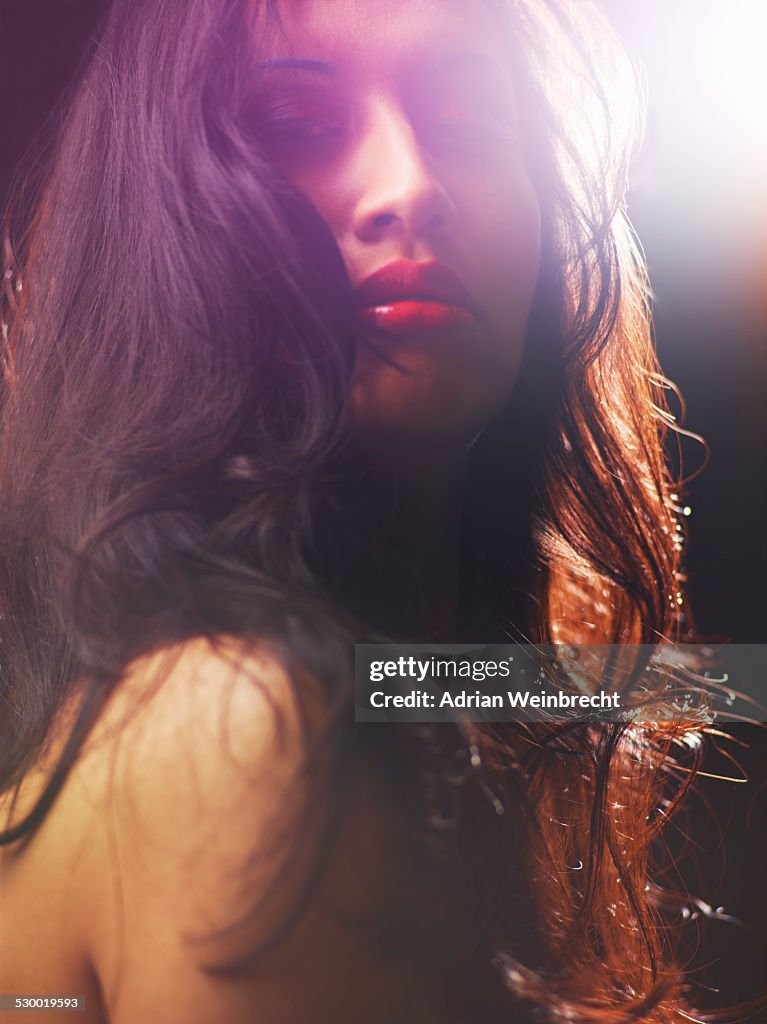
[{"left": 357, "top": 300, "right": 476, "bottom": 335}]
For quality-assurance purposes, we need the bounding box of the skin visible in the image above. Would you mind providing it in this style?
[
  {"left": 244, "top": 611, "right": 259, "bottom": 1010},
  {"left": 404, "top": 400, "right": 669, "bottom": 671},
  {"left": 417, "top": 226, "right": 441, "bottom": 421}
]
[
  {"left": 258, "top": 0, "right": 541, "bottom": 451},
  {"left": 256, "top": 0, "right": 542, "bottom": 628},
  {"left": 0, "top": 3, "right": 542, "bottom": 1020},
  {"left": 1, "top": 643, "right": 473, "bottom": 1024}
]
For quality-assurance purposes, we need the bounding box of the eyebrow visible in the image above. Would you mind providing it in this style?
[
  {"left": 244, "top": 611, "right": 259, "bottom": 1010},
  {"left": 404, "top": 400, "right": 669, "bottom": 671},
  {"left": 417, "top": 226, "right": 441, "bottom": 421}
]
[{"left": 259, "top": 58, "right": 335, "bottom": 76}]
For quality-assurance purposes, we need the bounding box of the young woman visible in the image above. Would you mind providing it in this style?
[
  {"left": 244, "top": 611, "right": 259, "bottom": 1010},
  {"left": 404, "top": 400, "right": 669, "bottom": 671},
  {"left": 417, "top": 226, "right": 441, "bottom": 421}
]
[{"left": 0, "top": 0, "right": 705, "bottom": 1021}]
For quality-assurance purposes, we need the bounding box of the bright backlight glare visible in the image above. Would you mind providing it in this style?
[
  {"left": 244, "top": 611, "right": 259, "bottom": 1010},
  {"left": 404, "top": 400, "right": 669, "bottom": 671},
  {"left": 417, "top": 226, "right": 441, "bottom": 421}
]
[
  {"left": 614, "top": 0, "right": 767, "bottom": 289},
  {"left": 710, "top": 0, "right": 767, "bottom": 142}
]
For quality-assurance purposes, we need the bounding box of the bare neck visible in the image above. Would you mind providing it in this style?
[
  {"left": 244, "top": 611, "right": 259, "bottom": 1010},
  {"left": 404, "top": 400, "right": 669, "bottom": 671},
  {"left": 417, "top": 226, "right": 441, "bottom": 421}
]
[{"left": 335, "top": 441, "right": 469, "bottom": 638}]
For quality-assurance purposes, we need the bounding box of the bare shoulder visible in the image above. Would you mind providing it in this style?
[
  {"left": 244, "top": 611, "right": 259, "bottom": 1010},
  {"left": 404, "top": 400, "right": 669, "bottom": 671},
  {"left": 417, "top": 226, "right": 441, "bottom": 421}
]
[
  {"left": 96, "top": 636, "right": 327, "bottom": 810},
  {"left": 2, "top": 639, "right": 440, "bottom": 1023},
  {"left": 49, "top": 639, "right": 341, "bottom": 1021},
  {"left": 88, "top": 639, "right": 332, "bottom": 929},
  {"left": 76, "top": 636, "right": 327, "bottom": 839}
]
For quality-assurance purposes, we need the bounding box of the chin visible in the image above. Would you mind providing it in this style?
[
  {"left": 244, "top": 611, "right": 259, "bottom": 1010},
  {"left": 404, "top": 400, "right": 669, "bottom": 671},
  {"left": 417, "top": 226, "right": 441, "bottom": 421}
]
[
  {"left": 350, "top": 335, "right": 521, "bottom": 455},
  {"left": 350, "top": 387, "right": 503, "bottom": 458}
]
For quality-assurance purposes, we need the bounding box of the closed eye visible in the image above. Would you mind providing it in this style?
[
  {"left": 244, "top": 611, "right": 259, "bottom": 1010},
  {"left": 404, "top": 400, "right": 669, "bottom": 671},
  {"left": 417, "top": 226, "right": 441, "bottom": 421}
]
[
  {"left": 250, "top": 93, "right": 348, "bottom": 154},
  {"left": 260, "top": 115, "right": 345, "bottom": 143}
]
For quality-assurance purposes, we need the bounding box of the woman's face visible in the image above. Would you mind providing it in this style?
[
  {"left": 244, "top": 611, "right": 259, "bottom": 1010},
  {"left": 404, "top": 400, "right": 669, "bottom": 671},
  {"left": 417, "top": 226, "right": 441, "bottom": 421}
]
[{"left": 256, "top": 0, "right": 541, "bottom": 453}]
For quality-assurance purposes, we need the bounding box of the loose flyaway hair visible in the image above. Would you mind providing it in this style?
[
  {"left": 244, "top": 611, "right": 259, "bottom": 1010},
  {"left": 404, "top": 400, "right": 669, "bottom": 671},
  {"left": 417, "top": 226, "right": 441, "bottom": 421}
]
[{"left": 0, "top": 1, "right": 718, "bottom": 1021}]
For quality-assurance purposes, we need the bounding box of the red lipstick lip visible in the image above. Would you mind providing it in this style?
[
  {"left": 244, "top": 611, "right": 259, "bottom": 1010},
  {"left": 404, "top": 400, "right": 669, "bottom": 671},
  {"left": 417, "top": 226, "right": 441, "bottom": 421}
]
[{"left": 353, "top": 260, "right": 478, "bottom": 326}]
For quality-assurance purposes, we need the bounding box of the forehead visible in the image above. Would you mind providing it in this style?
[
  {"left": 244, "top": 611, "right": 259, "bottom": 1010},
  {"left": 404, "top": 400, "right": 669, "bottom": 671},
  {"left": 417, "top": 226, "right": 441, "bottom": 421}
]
[{"left": 257, "top": 0, "right": 508, "bottom": 73}]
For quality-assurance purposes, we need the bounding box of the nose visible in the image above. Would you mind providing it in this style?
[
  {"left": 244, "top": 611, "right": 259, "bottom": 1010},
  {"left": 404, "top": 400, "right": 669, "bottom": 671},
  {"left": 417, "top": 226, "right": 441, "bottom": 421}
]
[{"left": 351, "top": 99, "right": 456, "bottom": 245}]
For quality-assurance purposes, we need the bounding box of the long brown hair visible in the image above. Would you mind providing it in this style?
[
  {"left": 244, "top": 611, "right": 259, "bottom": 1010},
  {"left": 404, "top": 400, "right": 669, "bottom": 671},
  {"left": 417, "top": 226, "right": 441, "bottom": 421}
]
[{"left": 1, "top": 1, "right": 707, "bottom": 1020}]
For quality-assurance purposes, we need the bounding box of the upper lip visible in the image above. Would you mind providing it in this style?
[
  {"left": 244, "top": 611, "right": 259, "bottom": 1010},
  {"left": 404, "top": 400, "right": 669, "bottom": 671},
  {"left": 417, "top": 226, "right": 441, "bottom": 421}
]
[{"left": 353, "top": 260, "right": 475, "bottom": 312}]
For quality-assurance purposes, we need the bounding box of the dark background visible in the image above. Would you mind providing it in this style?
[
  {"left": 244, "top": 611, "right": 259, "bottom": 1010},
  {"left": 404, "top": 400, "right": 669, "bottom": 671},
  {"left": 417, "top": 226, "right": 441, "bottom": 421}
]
[
  {"left": 602, "top": 7, "right": 766, "bottom": 1007},
  {"left": 1, "top": 0, "right": 764, "bottom": 1011}
]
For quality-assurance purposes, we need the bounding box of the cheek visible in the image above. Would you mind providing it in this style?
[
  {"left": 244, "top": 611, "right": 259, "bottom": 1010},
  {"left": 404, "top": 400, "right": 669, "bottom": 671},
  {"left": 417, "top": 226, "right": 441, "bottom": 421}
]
[
  {"left": 473, "top": 166, "right": 536, "bottom": 288},
  {"left": 464, "top": 168, "right": 542, "bottom": 331}
]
